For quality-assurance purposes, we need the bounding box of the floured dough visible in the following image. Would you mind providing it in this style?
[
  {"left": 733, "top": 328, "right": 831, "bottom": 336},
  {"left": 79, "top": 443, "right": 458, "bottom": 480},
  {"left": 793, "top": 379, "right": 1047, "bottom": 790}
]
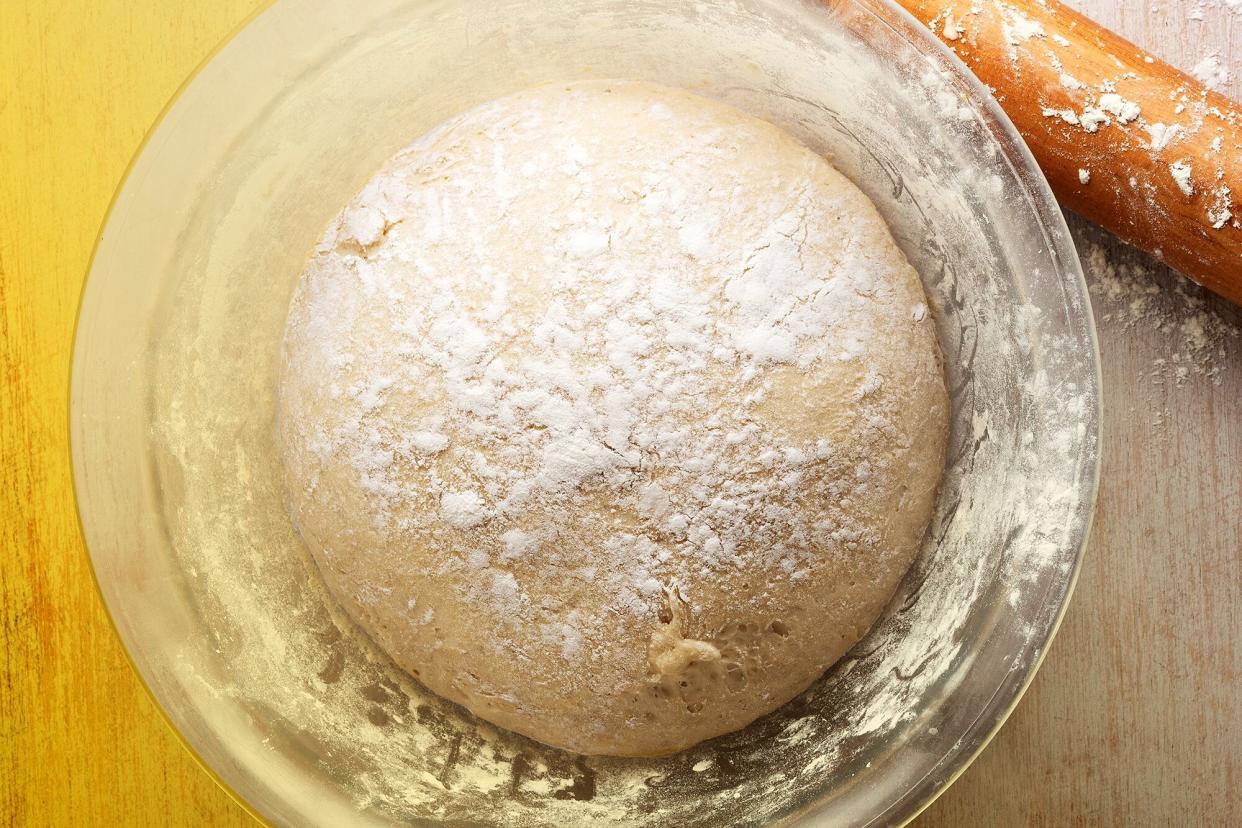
[{"left": 277, "top": 81, "right": 948, "bottom": 757}]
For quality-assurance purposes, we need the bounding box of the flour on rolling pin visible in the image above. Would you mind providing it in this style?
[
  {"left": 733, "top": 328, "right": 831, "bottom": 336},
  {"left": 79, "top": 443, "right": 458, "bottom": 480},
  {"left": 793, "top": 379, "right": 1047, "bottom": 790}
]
[{"left": 896, "top": 0, "right": 1242, "bottom": 305}]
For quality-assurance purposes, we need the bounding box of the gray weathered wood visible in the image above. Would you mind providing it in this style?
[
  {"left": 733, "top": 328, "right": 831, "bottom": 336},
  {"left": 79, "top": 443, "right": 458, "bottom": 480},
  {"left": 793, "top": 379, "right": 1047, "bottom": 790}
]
[{"left": 919, "top": 1, "right": 1241, "bottom": 824}]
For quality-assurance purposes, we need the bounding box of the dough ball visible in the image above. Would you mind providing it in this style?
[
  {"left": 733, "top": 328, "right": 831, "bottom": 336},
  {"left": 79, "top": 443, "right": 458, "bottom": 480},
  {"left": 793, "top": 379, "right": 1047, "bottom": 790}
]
[{"left": 278, "top": 81, "right": 948, "bottom": 756}]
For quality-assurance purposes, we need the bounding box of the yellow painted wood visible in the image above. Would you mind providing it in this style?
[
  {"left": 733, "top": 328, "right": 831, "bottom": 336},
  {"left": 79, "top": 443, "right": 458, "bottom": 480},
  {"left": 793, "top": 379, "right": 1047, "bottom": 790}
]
[{"left": 0, "top": 2, "right": 263, "bottom": 824}]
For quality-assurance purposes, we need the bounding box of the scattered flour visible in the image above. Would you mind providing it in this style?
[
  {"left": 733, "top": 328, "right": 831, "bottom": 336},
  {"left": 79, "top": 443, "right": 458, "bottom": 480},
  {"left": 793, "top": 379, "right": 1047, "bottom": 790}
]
[
  {"left": 1084, "top": 241, "right": 1239, "bottom": 388},
  {"left": 1042, "top": 106, "right": 1080, "bottom": 125},
  {"left": 1078, "top": 107, "right": 1110, "bottom": 133},
  {"left": 1169, "top": 160, "right": 1195, "bottom": 196},
  {"left": 992, "top": 0, "right": 1240, "bottom": 248},
  {"left": 1207, "top": 184, "right": 1234, "bottom": 228},
  {"left": 940, "top": 12, "right": 965, "bottom": 40},
  {"left": 1002, "top": 8, "right": 1046, "bottom": 45},
  {"left": 1097, "top": 92, "right": 1141, "bottom": 123},
  {"left": 1190, "top": 53, "right": 1231, "bottom": 91},
  {"left": 1144, "top": 122, "right": 1185, "bottom": 151}
]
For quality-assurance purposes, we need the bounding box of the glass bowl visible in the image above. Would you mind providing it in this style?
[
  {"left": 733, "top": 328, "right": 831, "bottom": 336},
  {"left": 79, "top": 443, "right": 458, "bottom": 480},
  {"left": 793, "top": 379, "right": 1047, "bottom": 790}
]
[{"left": 71, "top": 0, "right": 1100, "bottom": 825}]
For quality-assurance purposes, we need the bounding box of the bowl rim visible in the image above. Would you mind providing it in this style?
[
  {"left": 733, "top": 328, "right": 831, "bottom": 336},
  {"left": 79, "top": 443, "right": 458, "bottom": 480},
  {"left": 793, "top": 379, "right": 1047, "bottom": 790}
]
[
  {"left": 68, "top": 3, "right": 282, "bottom": 825},
  {"left": 68, "top": 1, "right": 1102, "bottom": 826},
  {"left": 803, "top": 6, "right": 1101, "bottom": 826}
]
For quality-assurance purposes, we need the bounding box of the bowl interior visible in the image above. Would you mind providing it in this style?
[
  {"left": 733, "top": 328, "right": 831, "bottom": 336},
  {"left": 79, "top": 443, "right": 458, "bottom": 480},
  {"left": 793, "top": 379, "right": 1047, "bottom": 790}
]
[{"left": 71, "top": 0, "right": 1099, "bottom": 825}]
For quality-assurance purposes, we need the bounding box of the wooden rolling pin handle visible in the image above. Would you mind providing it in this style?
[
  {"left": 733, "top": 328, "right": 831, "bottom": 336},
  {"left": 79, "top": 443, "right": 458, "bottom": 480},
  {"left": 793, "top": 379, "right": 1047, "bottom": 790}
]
[{"left": 892, "top": 0, "right": 1242, "bottom": 305}]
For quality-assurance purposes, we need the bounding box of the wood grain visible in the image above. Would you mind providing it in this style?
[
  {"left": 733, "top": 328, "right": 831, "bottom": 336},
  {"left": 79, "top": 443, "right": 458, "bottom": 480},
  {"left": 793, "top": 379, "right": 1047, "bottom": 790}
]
[
  {"left": 918, "top": 1, "right": 1242, "bottom": 824},
  {"left": 919, "top": 216, "right": 1242, "bottom": 826},
  {"left": 895, "top": 0, "right": 1242, "bottom": 305},
  {"left": 1, "top": 1, "right": 1238, "bottom": 827},
  {"left": 0, "top": 2, "right": 264, "bottom": 825}
]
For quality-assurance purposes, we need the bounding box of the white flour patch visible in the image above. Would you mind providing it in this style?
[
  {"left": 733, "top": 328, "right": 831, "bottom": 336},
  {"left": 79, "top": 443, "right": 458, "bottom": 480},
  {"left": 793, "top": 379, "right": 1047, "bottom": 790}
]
[
  {"left": 1191, "top": 53, "right": 1231, "bottom": 91},
  {"left": 1097, "top": 92, "right": 1141, "bottom": 123},
  {"left": 1169, "top": 161, "right": 1195, "bottom": 196},
  {"left": 1144, "top": 122, "right": 1185, "bottom": 151}
]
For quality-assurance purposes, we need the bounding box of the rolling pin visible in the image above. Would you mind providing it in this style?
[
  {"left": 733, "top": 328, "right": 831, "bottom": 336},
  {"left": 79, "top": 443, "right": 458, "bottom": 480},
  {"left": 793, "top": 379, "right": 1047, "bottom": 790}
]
[{"left": 891, "top": 0, "right": 1242, "bottom": 305}]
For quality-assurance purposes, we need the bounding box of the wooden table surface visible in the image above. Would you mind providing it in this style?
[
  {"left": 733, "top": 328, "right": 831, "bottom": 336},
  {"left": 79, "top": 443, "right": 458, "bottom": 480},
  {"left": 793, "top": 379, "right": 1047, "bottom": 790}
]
[{"left": 1, "top": 1, "right": 1237, "bottom": 825}]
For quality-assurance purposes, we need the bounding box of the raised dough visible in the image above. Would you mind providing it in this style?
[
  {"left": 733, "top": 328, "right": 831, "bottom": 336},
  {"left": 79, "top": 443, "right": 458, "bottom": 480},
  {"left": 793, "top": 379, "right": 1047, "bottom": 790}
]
[{"left": 277, "top": 81, "right": 948, "bottom": 757}]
